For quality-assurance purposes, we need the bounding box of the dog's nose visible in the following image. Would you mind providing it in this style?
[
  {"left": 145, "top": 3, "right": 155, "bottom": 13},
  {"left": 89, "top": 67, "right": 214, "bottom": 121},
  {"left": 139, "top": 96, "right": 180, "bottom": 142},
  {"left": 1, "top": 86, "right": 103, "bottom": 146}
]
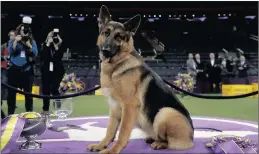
[
  {"left": 101, "top": 47, "right": 111, "bottom": 53},
  {"left": 101, "top": 47, "right": 112, "bottom": 57}
]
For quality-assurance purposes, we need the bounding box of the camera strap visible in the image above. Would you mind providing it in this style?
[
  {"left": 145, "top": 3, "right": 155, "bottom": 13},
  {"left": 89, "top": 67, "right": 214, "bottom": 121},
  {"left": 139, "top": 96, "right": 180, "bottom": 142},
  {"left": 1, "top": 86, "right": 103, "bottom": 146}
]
[{"left": 50, "top": 49, "right": 55, "bottom": 57}]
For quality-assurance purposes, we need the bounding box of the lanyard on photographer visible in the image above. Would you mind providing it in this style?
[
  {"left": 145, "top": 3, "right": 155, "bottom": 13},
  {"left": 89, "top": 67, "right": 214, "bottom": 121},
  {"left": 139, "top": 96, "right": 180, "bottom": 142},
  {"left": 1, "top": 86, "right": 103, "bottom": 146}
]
[
  {"left": 49, "top": 48, "right": 55, "bottom": 71},
  {"left": 50, "top": 49, "right": 55, "bottom": 58}
]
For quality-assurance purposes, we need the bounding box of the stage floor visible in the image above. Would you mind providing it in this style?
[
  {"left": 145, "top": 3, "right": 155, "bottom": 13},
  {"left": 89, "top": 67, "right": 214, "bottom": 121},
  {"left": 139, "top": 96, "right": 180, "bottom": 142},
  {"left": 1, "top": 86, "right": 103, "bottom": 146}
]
[{"left": 10, "top": 116, "right": 258, "bottom": 153}]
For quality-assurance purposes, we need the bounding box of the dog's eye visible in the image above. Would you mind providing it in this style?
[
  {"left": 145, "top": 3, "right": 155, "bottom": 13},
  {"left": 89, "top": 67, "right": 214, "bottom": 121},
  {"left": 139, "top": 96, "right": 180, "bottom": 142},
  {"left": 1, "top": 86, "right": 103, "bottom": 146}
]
[
  {"left": 104, "top": 30, "right": 110, "bottom": 37},
  {"left": 114, "top": 33, "right": 124, "bottom": 41}
]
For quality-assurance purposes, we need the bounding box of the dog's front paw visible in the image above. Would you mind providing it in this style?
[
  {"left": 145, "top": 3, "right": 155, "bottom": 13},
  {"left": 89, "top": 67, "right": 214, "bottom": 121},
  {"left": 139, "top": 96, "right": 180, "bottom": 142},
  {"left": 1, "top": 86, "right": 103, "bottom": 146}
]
[
  {"left": 87, "top": 143, "right": 107, "bottom": 152},
  {"left": 99, "top": 148, "right": 120, "bottom": 154}
]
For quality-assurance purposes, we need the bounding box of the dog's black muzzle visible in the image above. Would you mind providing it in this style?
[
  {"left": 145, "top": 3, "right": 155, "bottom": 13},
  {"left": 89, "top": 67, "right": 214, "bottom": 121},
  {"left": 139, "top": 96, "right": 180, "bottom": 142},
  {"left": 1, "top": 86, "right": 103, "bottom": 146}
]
[
  {"left": 101, "top": 47, "right": 119, "bottom": 59},
  {"left": 101, "top": 47, "right": 112, "bottom": 58}
]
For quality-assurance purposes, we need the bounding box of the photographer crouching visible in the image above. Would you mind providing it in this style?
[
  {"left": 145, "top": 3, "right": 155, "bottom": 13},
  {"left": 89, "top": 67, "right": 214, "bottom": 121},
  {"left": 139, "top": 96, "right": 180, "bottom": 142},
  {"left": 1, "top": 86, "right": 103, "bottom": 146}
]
[
  {"left": 40, "top": 29, "right": 64, "bottom": 113},
  {"left": 7, "top": 17, "right": 38, "bottom": 115}
]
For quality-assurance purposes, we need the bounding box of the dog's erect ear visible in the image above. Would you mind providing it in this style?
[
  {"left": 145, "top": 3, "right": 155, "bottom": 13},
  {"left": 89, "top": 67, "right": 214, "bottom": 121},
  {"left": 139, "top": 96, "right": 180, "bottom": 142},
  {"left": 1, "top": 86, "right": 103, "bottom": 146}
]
[
  {"left": 98, "top": 5, "right": 111, "bottom": 31},
  {"left": 123, "top": 14, "right": 141, "bottom": 35}
]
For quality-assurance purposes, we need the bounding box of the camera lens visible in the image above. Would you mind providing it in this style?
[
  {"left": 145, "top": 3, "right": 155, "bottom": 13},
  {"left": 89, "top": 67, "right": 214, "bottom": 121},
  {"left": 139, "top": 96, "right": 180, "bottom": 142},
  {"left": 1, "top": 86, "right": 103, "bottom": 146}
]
[
  {"left": 24, "top": 29, "right": 29, "bottom": 35},
  {"left": 53, "top": 38, "right": 59, "bottom": 44}
]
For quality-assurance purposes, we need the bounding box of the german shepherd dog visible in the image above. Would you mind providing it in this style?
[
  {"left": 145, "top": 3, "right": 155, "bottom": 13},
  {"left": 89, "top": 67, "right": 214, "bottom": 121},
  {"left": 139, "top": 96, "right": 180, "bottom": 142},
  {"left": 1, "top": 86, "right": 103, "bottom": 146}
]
[{"left": 87, "top": 5, "right": 194, "bottom": 154}]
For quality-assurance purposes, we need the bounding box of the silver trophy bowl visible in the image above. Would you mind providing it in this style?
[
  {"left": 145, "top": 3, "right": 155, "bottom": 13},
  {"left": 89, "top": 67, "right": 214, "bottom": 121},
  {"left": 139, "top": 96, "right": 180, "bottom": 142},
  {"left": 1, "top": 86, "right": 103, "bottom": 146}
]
[{"left": 19, "top": 112, "right": 47, "bottom": 150}]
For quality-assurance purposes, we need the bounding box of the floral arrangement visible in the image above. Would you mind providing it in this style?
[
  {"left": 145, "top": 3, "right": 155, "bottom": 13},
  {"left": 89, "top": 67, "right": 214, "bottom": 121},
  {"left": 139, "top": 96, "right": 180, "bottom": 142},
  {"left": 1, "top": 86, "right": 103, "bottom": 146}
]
[
  {"left": 206, "top": 135, "right": 257, "bottom": 153},
  {"left": 59, "top": 73, "right": 83, "bottom": 94},
  {"left": 173, "top": 73, "right": 195, "bottom": 97}
]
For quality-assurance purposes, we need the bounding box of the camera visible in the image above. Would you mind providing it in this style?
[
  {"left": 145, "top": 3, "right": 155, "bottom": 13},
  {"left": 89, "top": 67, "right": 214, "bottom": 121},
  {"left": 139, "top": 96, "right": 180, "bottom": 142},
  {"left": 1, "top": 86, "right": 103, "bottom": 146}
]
[
  {"left": 53, "top": 28, "right": 59, "bottom": 44},
  {"left": 22, "top": 17, "right": 32, "bottom": 42},
  {"left": 22, "top": 16, "right": 32, "bottom": 35}
]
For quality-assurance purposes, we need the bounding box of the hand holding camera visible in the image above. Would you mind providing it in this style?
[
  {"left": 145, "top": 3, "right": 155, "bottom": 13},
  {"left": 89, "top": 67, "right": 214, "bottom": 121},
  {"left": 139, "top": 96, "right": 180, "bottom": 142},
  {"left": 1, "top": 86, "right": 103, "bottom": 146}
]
[
  {"left": 15, "top": 35, "right": 22, "bottom": 42},
  {"left": 52, "top": 28, "right": 62, "bottom": 44},
  {"left": 47, "top": 28, "right": 62, "bottom": 50},
  {"left": 46, "top": 37, "right": 53, "bottom": 47},
  {"left": 25, "top": 40, "right": 32, "bottom": 50}
]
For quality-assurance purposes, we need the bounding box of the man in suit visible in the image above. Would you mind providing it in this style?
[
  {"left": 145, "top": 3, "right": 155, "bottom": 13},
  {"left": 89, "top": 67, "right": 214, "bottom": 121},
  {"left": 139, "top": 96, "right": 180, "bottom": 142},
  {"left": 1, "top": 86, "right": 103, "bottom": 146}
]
[
  {"left": 186, "top": 53, "right": 197, "bottom": 76},
  {"left": 220, "top": 58, "right": 232, "bottom": 84},
  {"left": 194, "top": 53, "right": 207, "bottom": 93},
  {"left": 206, "top": 53, "right": 221, "bottom": 93},
  {"left": 236, "top": 56, "right": 250, "bottom": 84}
]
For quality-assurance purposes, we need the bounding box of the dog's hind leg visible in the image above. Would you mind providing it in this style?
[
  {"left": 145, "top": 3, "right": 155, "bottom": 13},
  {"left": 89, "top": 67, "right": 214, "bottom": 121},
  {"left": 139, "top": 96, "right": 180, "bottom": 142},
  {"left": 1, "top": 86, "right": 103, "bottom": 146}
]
[{"left": 153, "top": 107, "right": 194, "bottom": 150}]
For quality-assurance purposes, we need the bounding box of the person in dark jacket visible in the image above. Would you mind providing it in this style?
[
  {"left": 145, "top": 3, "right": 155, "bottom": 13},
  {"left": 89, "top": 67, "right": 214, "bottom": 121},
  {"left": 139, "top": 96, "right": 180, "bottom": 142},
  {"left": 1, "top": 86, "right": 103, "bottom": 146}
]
[
  {"left": 236, "top": 56, "right": 250, "bottom": 84},
  {"left": 7, "top": 21, "right": 38, "bottom": 115},
  {"left": 194, "top": 53, "right": 207, "bottom": 93},
  {"left": 40, "top": 29, "right": 64, "bottom": 112},
  {"left": 205, "top": 53, "right": 221, "bottom": 93},
  {"left": 1, "top": 30, "right": 15, "bottom": 119},
  {"left": 220, "top": 58, "right": 233, "bottom": 84}
]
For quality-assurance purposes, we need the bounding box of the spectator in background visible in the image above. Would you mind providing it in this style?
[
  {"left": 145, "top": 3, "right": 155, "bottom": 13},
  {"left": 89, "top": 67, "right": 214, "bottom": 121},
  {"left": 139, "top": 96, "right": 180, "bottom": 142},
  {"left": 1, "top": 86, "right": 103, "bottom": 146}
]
[
  {"left": 1, "top": 30, "right": 15, "bottom": 67},
  {"left": 40, "top": 29, "right": 64, "bottom": 113},
  {"left": 206, "top": 53, "right": 221, "bottom": 93},
  {"left": 63, "top": 48, "right": 71, "bottom": 60},
  {"left": 186, "top": 53, "right": 197, "bottom": 76},
  {"left": 236, "top": 48, "right": 244, "bottom": 58},
  {"left": 7, "top": 23, "right": 38, "bottom": 115},
  {"left": 220, "top": 58, "right": 232, "bottom": 84},
  {"left": 236, "top": 55, "right": 250, "bottom": 84},
  {"left": 226, "top": 56, "right": 235, "bottom": 76},
  {"left": 1, "top": 30, "right": 15, "bottom": 119},
  {"left": 194, "top": 53, "right": 207, "bottom": 93}
]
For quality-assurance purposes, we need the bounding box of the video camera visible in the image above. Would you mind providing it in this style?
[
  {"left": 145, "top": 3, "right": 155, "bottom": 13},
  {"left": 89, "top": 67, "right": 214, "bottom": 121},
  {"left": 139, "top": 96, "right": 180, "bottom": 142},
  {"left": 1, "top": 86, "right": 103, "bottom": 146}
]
[{"left": 53, "top": 28, "right": 59, "bottom": 44}]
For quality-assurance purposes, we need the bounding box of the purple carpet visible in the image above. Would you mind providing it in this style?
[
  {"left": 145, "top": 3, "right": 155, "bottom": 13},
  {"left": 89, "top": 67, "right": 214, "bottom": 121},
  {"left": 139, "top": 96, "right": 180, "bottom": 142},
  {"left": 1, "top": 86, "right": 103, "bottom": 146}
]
[{"left": 6, "top": 116, "right": 258, "bottom": 153}]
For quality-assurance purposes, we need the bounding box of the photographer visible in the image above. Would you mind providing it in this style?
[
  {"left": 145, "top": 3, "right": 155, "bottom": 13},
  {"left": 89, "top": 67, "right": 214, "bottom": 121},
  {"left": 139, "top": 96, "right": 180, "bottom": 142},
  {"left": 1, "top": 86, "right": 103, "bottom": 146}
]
[
  {"left": 1, "top": 30, "right": 15, "bottom": 119},
  {"left": 40, "top": 29, "right": 64, "bottom": 113},
  {"left": 7, "top": 17, "right": 38, "bottom": 115}
]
